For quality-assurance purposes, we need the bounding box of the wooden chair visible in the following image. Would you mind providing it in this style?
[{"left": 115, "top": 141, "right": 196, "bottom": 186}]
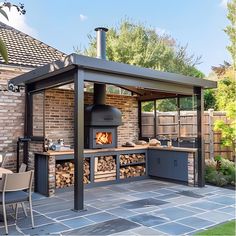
[{"left": 0, "top": 171, "right": 34, "bottom": 234}]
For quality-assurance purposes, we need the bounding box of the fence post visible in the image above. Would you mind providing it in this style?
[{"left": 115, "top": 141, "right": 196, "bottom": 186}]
[{"left": 208, "top": 109, "right": 214, "bottom": 160}]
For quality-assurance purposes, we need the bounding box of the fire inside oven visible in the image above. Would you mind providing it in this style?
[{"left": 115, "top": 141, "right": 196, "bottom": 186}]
[{"left": 96, "top": 132, "right": 112, "bottom": 145}]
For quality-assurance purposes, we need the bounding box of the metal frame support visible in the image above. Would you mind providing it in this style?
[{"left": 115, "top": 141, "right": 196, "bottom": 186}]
[
  {"left": 177, "top": 96, "right": 181, "bottom": 142},
  {"left": 138, "top": 101, "right": 142, "bottom": 140},
  {"left": 153, "top": 100, "right": 157, "bottom": 138},
  {"left": 23, "top": 85, "right": 32, "bottom": 165},
  {"left": 74, "top": 69, "right": 85, "bottom": 211},
  {"left": 194, "top": 87, "right": 205, "bottom": 187}
]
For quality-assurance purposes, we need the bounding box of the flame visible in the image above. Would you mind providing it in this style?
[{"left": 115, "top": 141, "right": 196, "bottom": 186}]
[{"left": 96, "top": 132, "right": 112, "bottom": 145}]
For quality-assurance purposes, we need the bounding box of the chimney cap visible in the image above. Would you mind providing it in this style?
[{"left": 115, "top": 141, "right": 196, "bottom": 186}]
[{"left": 95, "top": 27, "right": 108, "bottom": 32}]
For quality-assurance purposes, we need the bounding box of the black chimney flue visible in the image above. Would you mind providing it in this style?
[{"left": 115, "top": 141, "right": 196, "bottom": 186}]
[{"left": 94, "top": 27, "right": 108, "bottom": 105}]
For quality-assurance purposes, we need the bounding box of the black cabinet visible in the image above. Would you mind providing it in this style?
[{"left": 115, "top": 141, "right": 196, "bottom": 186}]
[{"left": 148, "top": 149, "right": 188, "bottom": 182}]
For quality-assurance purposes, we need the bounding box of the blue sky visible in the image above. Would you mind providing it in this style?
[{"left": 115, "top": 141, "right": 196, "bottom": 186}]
[{"left": 1, "top": 0, "right": 231, "bottom": 75}]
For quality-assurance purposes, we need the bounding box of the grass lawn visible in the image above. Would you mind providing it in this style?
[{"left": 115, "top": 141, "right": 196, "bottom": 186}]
[{"left": 195, "top": 220, "right": 235, "bottom": 235}]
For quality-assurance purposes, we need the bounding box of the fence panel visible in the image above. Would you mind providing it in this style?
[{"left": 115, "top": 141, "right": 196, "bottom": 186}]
[{"left": 141, "top": 110, "right": 233, "bottom": 160}]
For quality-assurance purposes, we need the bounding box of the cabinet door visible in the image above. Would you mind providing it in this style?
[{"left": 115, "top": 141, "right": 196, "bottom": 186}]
[
  {"left": 148, "top": 150, "right": 188, "bottom": 181},
  {"left": 171, "top": 155, "right": 188, "bottom": 181},
  {"left": 148, "top": 150, "right": 171, "bottom": 178}
]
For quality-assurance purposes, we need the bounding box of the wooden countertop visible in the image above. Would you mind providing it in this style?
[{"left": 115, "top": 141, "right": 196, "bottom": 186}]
[{"left": 36, "top": 145, "right": 197, "bottom": 156}]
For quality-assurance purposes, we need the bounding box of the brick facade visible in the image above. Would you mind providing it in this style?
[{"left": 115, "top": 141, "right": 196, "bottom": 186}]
[
  {"left": 0, "top": 66, "right": 31, "bottom": 171},
  {"left": 44, "top": 89, "right": 139, "bottom": 147},
  {"left": 1, "top": 68, "right": 139, "bottom": 171}
]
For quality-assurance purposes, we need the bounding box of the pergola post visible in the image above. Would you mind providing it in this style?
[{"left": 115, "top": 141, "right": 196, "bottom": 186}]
[
  {"left": 74, "top": 69, "right": 84, "bottom": 211},
  {"left": 194, "top": 87, "right": 205, "bottom": 187},
  {"left": 23, "top": 85, "right": 32, "bottom": 166}
]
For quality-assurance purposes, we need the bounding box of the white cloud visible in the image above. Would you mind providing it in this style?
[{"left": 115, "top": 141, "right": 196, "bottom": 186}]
[
  {"left": 155, "top": 27, "right": 170, "bottom": 36},
  {"left": 79, "top": 14, "right": 88, "bottom": 21},
  {"left": 220, "top": 0, "right": 229, "bottom": 8},
  {"left": 0, "top": 5, "right": 38, "bottom": 37}
]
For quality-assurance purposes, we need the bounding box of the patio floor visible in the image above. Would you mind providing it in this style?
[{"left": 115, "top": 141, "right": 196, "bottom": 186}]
[{"left": 0, "top": 179, "right": 235, "bottom": 235}]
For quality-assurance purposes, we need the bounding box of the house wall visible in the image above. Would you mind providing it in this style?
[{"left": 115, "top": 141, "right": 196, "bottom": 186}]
[
  {"left": 0, "top": 66, "right": 31, "bottom": 170},
  {"left": 44, "top": 89, "right": 139, "bottom": 147}
]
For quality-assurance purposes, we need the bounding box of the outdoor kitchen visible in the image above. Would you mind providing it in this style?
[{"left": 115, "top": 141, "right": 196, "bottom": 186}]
[{"left": 8, "top": 27, "right": 216, "bottom": 211}]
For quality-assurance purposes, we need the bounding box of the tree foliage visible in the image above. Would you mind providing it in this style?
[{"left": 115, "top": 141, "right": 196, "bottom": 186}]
[
  {"left": 79, "top": 20, "right": 205, "bottom": 112},
  {"left": 83, "top": 20, "right": 204, "bottom": 78},
  {"left": 224, "top": 0, "right": 236, "bottom": 69},
  {"left": 214, "top": 67, "right": 236, "bottom": 159},
  {"left": 0, "top": 2, "right": 25, "bottom": 63}
]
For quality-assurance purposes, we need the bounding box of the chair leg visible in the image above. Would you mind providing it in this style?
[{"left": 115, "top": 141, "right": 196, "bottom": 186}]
[
  {"left": 15, "top": 203, "right": 19, "bottom": 221},
  {"left": 2, "top": 204, "right": 8, "bottom": 235},
  {"left": 21, "top": 203, "right": 27, "bottom": 217},
  {"left": 29, "top": 198, "right": 34, "bottom": 228}
]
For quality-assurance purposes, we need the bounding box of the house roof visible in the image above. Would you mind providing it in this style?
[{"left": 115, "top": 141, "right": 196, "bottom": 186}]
[{"left": 0, "top": 22, "right": 66, "bottom": 68}]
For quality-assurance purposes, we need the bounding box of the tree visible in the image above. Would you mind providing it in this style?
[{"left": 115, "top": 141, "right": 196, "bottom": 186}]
[
  {"left": 224, "top": 0, "right": 236, "bottom": 69},
  {"left": 79, "top": 20, "right": 205, "bottom": 112},
  {"left": 0, "top": 2, "right": 25, "bottom": 63},
  {"left": 214, "top": 67, "right": 236, "bottom": 160},
  {"left": 82, "top": 20, "right": 204, "bottom": 78}
]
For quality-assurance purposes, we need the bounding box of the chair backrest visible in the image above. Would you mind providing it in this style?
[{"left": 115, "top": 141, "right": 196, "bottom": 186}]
[
  {"left": 19, "top": 163, "right": 27, "bottom": 173},
  {"left": 1, "top": 171, "right": 34, "bottom": 192},
  {"left": 1, "top": 156, "right": 8, "bottom": 168}
]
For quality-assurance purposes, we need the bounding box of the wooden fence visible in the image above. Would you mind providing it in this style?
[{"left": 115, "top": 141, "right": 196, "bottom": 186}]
[{"left": 141, "top": 110, "right": 234, "bottom": 160}]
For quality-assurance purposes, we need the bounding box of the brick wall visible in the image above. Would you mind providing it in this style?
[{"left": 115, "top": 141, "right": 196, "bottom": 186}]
[
  {"left": 44, "top": 89, "right": 139, "bottom": 146},
  {"left": 0, "top": 66, "right": 31, "bottom": 171}
]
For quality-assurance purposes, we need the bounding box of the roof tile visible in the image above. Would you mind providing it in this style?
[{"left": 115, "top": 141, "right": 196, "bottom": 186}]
[{"left": 0, "top": 21, "right": 67, "bottom": 68}]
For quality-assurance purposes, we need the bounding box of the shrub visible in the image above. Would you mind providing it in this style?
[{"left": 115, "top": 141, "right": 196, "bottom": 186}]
[
  {"left": 205, "top": 158, "right": 236, "bottom": 186},
  {"left": 205, "top": 169, "right": 229, "bottom": 186}
]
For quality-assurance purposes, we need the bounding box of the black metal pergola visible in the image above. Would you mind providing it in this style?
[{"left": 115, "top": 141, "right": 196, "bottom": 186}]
[{"left": 9, "top": 54, "right": 217, "bottom": 211}]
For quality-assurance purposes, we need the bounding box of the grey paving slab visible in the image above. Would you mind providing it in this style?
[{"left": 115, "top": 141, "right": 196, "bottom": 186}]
[
  {"left": 130, "top": 191, "right": 162, "bottom": 199},
  {"left": 176, "top": 216, "right": 215, "bottom": 229},
  {"left": 61, "top": 216, "right": 94, "bottom": 228},
  {"left": 168, "top": 196, "right": 198, "bottom": 204},
  {"left": 177, "top": 190, "right": 204, "bottom": 198},
  {"left": 130, "top": 226, "right": 167, "bottom": 235},
  {"left": 153, "top": 222, "right": 195, "bottom": 235},
  {"left": 21, "top": 222, "right": 70, "bottom": 235},
  {"left": 45, "top": 205, "right": 100, "bottom": 221},
  {"left": 33, "top": 196, "right": 68, "bottom": 206},
  {"left": 152, "top": 207, "right": 195, "bottom": 221},
  {"left": 189, "top": 200, "right": 225, "bottom": 210},
  {"left": 180, "top": 205, "right": 206, "bottom": 214},
  {"left": 112, "top": 229, "right": 137, "bottom": 235},
  {"left": 197, "top": 211, "right": 234, "bottom": 223},
  {"left": 155, "top": 193, "right": 180, "bottom": 200},
  {"left": 106, "top": 207, "right": 137, "bottom": 218},
  {"left": 206, "top": 195, "right": 235, "bottom": 205},
  {"left": 85, "top": 212, "right": 118, "bottom": 223},
  {"left": 131, "top": 206, "right": 160, "bottom": 214},
  {"left": 153, "top": 188, "right": 178, "bottom": 194},
  {"left": 121, "top": 198, "right": 168, "bottom": 209},
  {"left": 128, "top": 214, "right": 167, "bottom": 227},
  {"left": 216, "top": 206, "right": 236, "bottom": 216},
  {"left": 0, "top": 225, "right": 23, "bottom": 235},
  {"left": 33, "top": 200, "right": 73, "bottom": 213},
  {"left": 16, "top": 214, "right": 55, "bottom": 229},
  {"left": 62, "top": 218, "right": 140, "bottom": 235}
]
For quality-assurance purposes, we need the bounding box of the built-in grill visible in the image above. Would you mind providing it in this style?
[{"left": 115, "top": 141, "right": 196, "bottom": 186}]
[{"left": 84, "top": 27, "right": 122, "bottom": 149}]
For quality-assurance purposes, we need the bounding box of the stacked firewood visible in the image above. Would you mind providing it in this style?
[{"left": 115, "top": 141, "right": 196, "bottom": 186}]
[
  {"left": 55, "top": 159, "right": 90, "bottom": 188},
  {"left": 120, "top": 165, "right": 146, "bottom": 179},
  {"left": 94, "top": 156, "right": 116, "bottom": 182},
  {"left": 120, "top": 153, "right": 145, "bottom": 165}
]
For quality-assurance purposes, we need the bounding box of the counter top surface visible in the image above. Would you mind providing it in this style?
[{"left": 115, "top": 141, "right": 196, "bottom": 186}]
[{"left": 35, "top": 145, "right": 197, "bottom": 156}]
